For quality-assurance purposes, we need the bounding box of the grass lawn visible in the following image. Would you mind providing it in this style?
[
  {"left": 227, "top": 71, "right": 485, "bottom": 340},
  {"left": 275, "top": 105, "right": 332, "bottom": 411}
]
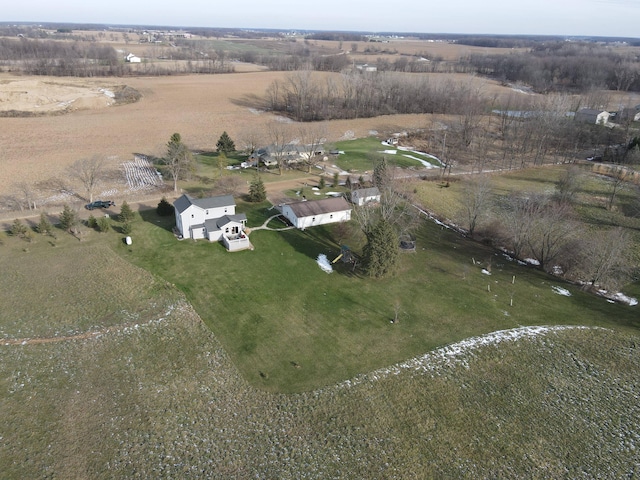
[
  {"left": 331, "top": 136, "right": 440, "bottom": 173},
  {"left": 115, "top": 200, "right": 639, "bottom": 393}
]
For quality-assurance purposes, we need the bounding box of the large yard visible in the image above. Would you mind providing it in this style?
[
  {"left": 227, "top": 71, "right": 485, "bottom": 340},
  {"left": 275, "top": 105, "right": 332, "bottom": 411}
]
[{"left": 1, "top": 214, "right": 639, "bottom": 477}]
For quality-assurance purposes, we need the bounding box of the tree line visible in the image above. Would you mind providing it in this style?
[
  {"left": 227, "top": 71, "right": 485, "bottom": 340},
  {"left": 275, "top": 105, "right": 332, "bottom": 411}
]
[{"left": 464, "top": 41, "right": 640, "bottom": 92}]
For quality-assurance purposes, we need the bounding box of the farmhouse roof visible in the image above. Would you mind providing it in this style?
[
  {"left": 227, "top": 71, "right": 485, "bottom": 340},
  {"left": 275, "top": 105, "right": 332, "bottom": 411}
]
[
  {"left": 354, "top": 187, "right": 380, "bottom": 197},
  {"left": 173, "top": 194, "right": 235, "bottom": 213},
  {"left": 215, "top": 214, "right": 247, "bottom": 228},
  {"left": 286, "top": 197, "right": 351, "bottom": 217}
]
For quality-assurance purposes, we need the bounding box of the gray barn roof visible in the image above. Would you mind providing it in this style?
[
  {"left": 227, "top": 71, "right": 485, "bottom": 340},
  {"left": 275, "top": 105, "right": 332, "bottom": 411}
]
[{"left": 286, "top": 197, "right": 351, "bottom": 217}]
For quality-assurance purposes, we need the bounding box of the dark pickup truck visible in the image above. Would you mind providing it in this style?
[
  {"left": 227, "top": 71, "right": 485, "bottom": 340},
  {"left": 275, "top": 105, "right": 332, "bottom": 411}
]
[{"left": 85, "top": 200, "right": 116, "bottom": 210}]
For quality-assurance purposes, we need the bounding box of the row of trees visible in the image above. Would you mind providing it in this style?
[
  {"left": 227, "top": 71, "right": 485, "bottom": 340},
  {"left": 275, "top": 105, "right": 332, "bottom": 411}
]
[
  {"left": 459, "top": 170, "right": 637, "bottom": 291},
  {"left": 464, "top": 42, "right": 640, "bottom": 92}
]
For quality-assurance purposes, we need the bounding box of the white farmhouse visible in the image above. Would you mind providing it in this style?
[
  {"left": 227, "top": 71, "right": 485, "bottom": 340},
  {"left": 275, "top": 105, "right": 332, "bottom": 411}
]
[
  {"left": 350, "top": 187, "right": 381, "bottom": 206},
  {"left": 174, "top": 194, "right": 250, "bottom": 251},
  {"left": 281, "top": 197, "right": 351, "bottom": 230},
  {"left": 125, "top": 53, "right": 141, "bottom": 63}
]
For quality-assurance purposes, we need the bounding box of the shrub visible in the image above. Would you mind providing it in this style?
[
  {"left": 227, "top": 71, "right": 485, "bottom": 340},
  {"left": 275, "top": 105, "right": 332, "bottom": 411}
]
[
  {"left": 36, "top": 213, "right": 54, "bottom": 236},
  {"left": 96, "top": 216, "right": 111, "bottom": 232},
  {"left": 59, "top": 205, "right": 79, "bottom": 233},
  {"left": 119, "top": 201, "right": 135, "bottom": 223},
  {"left": 121, "top": 222, "right": 133, "bottom": 235},
  {"left": 319, "top": 176, "right": 326, "bottom": 189},
  {"left": 10, "top": 219, "right": 28, "bottom": 238},
  {"left": 87, "top": 214, "right": 97, "bottom": 228}
]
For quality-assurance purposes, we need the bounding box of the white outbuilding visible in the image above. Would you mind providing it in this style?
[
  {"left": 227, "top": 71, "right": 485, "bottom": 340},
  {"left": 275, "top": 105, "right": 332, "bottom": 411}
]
[{"left": 281, "top": 197, "right": 351, "bottom": 230}]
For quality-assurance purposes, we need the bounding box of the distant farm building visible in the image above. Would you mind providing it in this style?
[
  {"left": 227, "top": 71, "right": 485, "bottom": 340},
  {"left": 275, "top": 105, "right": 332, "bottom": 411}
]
[
  {"left": 350, "top": 187, "right": 381, "bottom": 206},
  {"left": 575, "top": 108, "right": 610, "bottom": 125},
  {"left": 125, "top": 53, "right": 141, "bottom": 63}
]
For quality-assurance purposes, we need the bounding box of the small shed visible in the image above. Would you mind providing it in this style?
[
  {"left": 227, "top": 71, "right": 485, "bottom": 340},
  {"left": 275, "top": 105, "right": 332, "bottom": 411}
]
[{"left": 351, "top": 187, "right": 381, "bottom": 206}]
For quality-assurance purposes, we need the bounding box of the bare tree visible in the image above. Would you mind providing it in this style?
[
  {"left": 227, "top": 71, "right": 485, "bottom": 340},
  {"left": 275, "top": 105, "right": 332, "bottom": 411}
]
[
  {"left": 525, "top": 197, "right": 576, "bottom": 271},
  {"left": 607, "top": 166, "right": 630, "bottom": 211},
  {"left": 460, "top": 175, "right": 493, "bottom": 237},
  {"left": 554, "top": 165, "right": 583, "bottom": 205},
  {"left": 162, "top": 133, "right": 194, "bottom": 192},
  {"left": 297, "top": 123, "right": 327, "bottom": 173},
  {"left": 266, "top": 121, "right": 293, "bottom": 175},
  {"left": 12, "top": 181, "right": 37, "bottom": 211},
  {"left": 575, "top": 228, "right": 634, "bottom": 291},
  {"left": 69, "top": 155, "right": 106, "bottom": 202}
]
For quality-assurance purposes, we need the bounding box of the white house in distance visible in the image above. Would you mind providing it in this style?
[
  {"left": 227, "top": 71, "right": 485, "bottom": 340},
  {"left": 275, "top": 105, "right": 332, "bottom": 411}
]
[
  {"left": 350, "top": 187, "right": 381, "bottom": 206},
  {"left": 125, "top": 53, "right": 141, "bottom": 63},
  {"left": 174, "top": 194, "right": 250, "bottom": 251},
  {"left": 281, "top": 197, "right": 352, "bottom": 230}
]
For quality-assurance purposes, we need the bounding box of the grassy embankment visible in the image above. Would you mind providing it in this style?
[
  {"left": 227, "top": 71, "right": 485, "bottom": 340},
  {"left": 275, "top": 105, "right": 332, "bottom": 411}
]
[{"left": 1, "top": 225, "right": 639, "bottom": 478}]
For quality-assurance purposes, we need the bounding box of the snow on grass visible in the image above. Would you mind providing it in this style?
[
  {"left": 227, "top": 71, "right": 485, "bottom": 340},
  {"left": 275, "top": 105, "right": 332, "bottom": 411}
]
[
  {"left": 335, "top": 325, "right": 596, "bottom": 390},
  {"left": 552, "top": 286, "right": 572, "bottom": 296},
  {"left": 317, "top": 254, "right": 333, "bottom": 274},
  {"left": 481, "top": 269, "right": 491, "bottom": 276},
  {"left": 611, "top": 292, "right": 638, "bottom": 306}
]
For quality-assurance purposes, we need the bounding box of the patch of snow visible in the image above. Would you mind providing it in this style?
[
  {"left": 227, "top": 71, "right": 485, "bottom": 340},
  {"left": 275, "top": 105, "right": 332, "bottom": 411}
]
[
  {"left": 369, "top": 130, "right": 378, "bottom": 135},
  {"left": 325, "top": 191, "right": 341, "bottom": 197},
  {"left": 313, "top": 192, "right": 321, "bottom": 195},
  {"left": 312, "top": 187, "right": 319, "bottom": 191},
  {"left": 317, "top": 254, "right": 333, "bottom": 274},
  {"left": 611, "top": 292, "right": 638, "bottom": 306},
  {"left": 248, "top": 108, "right": 263, "bottom": 115},
  {"left": 401, "top": 154, "right": 437, "bottom": 168},
  {"left": 334, "top": 326, "right": 598, "bottom": 390},
  {"left": 481, "top": 269, "right": 491, "bottom": 275},
  {"left": 100, "top": 88, "right": 115, "bottom": 98},
  {"left": 380, "top": 149, "right": 398, "bottom": 155},
  {"left": 552, "top": 286, "right": 571, "bottom": 296},
  {"left": 523, "top": 258, "right": 540, "bottom": 266}
]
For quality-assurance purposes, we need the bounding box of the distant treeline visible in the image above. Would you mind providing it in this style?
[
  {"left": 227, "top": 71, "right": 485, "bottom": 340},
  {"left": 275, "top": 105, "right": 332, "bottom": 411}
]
[
  {"left": 464, "top": 41, "right": 640, "bottom": 92},
  {"left": 0, "top": 38, "right": 233, "bottom": 76}
]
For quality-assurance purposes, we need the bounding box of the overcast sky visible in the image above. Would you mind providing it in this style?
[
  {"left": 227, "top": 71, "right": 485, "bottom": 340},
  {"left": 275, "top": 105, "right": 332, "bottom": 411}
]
[{"left": 4, "top": 0, "right": 639, "bottom": 38}]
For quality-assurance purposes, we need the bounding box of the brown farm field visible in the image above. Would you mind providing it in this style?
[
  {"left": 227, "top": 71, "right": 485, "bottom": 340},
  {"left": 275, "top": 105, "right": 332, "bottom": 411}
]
[{"left": 0, "top": 71, "right": 427, "bottom": 199}]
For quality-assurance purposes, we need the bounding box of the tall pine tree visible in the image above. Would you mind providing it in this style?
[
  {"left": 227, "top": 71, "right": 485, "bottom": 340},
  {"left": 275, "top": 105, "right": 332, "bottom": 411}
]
[
  {"left": 216, "top": 131, "right": 236, "bottom": 154},
  {"left": 248, "top": 174, "right": 267, "bottom": 202},
  {"left": 363, "top": 219, "right": 399, "bottom": 278}
]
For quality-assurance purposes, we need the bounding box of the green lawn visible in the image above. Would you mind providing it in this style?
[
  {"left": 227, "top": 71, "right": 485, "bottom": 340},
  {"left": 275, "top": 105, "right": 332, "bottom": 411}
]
[
  {"left": 114, "top": 200, "right": 639, "bottom": 393},
  {"left": 331, "top": 137, "right": 441, "bottom": 173},
  {"left": 1, "top": 200, "right": 640, "bottom": 478}
]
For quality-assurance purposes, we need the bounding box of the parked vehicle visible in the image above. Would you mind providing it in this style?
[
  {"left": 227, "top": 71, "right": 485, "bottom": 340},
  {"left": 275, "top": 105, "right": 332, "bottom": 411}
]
[{"left": 85, "top": 200, "right": 116, "bottom": 210}]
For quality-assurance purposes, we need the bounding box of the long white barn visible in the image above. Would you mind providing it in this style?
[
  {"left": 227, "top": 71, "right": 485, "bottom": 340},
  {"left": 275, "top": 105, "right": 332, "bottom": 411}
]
[{"left": 281, "top": 197, "right": 351, "bottom": 230}]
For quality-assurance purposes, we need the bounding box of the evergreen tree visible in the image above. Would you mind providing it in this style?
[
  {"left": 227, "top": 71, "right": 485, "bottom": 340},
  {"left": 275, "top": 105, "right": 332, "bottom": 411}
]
[
  {"left": 36, "top": 213, "right": 53, "bottom": 236},
  {"left": 373, "top": 156, "right": 391, "bottom": 188},
  {"left": 248, "top": 174, "right": 267, "bottom": 202},
  {"left": 333, "top": 172, "right": 339, "bottom": 187},
  {"left": 10, "top": 218, "right": 28, "bottom": 238},
  {"left": 216, "top": 131, "right": 236, "bottom": 154},
  {"left": 157, "top": 197, "right": 174, "bottom": 216},
  {"left": 96, "top": 216, "right": 111, "bottom": 232},
  {"left": 87, "top": 214, "right": 97, "bottom": 229},
  {"left": 119, "top": 201, "right": 135, "bottom": 223},
  {"left": 59, "top": 204, "right": 79, "bottom": 233},
  {"left": 319, "top": 176, "right": 326, "bottom": 189},
  {"left": 363, "top": 219, "right": 399, "bottom": 278}
]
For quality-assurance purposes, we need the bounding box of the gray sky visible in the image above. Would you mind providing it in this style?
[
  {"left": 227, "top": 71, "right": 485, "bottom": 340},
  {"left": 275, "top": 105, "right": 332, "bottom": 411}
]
[{"left": 4, "top": 0, "right": 639, "bottom": 38}]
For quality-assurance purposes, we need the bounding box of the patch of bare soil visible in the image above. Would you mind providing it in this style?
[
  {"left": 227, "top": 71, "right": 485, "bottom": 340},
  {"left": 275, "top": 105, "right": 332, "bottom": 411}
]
[{"left": 0, "top": 77, "right": 131, "bottom": 115}]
